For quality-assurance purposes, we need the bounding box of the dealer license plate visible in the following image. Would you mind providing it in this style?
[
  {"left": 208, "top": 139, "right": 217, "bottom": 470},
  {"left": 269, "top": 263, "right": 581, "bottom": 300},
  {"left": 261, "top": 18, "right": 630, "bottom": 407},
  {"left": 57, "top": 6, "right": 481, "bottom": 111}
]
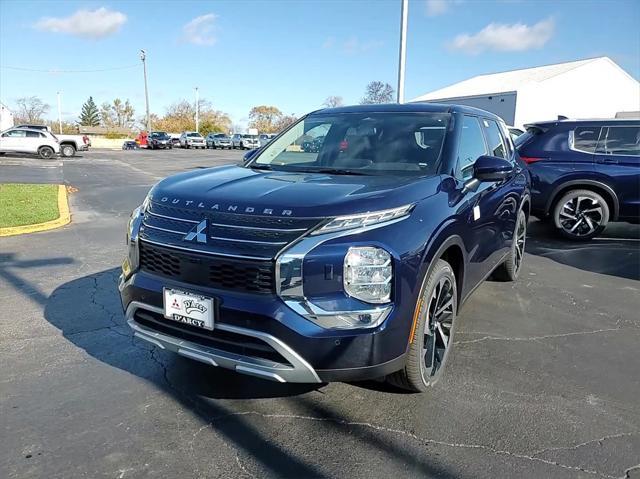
[{"left": 163, "top": 288, "right": 214, "bottom": 330}]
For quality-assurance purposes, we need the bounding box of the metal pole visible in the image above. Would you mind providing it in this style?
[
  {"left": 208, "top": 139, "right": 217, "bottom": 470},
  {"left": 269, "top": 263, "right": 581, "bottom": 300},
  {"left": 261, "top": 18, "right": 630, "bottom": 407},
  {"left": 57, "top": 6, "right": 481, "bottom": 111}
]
[
  {"left": 397, "top": 0, "right": 408, "bottom": 104},
  {"left": 56, "top": 91, "right": 62, "bottom": 133},
  {"left": 195, "top": 87, "right": 199, "bottom": 133},
  {"left": 140, "top": 50, "right": 151, "bottom": 131}
]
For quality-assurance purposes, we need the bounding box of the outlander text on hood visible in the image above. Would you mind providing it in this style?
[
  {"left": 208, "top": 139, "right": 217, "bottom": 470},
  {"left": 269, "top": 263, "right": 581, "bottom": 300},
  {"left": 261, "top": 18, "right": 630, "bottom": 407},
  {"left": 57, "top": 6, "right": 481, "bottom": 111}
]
[{"left": 119, "top": 104, "right": 531, "bottom": 392}]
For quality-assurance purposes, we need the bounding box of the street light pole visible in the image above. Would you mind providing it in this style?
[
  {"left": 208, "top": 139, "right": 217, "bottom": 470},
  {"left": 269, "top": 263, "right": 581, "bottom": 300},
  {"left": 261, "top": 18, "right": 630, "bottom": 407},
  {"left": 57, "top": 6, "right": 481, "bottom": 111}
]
[
  {"left": 397, "top": 0, "right": 408, "bottom": 104},
  {"left": 56, "top": 91, "right": 62, "bottom": 134},
  {"left": 195, "top": 87, "right": 199, "bottom": 133},
  {"left": 140, "top": 49, "right": 151, "bottom": 131}
]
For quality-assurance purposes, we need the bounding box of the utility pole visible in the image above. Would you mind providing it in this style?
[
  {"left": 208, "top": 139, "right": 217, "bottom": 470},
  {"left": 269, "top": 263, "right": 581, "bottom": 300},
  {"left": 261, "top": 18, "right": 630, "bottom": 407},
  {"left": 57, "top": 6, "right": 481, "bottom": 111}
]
[
  {"left": 397, "top": 0, "right": 408, "bottom": 104},
  {"left": 194, "top": 87, "right": 199, "bottom": 133},
  {"left": 140, "top": 49, "right": 151, "bottom": 131},
  {"left": 56, "top": 91, "right": 62, "bottom": 134}
]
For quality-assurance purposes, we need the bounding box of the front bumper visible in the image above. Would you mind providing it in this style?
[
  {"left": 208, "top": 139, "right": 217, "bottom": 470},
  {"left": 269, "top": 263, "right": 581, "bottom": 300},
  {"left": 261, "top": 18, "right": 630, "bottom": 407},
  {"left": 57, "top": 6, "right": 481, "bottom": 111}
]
[{"left": 119, "top": 268, "right": 409, "bottom": 383}]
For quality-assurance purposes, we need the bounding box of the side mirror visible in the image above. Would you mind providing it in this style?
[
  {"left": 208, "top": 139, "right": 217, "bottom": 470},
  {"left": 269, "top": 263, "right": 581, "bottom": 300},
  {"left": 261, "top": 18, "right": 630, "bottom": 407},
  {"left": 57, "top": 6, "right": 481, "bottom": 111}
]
[
  {"left": 243, "top": 148, "right": 259, "bottom": 164},
  {"left": 462, "top": 155, "right": 514, "bottom": 193},
  {"left": 473, "top": 155, "right": 514, "bottom": 182}
]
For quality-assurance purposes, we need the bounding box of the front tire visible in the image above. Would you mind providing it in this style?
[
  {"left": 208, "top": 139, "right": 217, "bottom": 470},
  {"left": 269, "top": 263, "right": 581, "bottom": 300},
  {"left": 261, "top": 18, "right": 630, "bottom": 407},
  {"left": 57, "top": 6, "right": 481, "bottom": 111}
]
[
  {"left": 38, "top": 146, "right": 55, "bottom": 159},
  {"left": 493, "top": 209, "right": 527, "bottom": 281},
  {"left": 388, "top": 259, "right": 457, "bottom": 392},
  {"left": 553, "top": 189, "right": 609, "bottom": 241},
  {"left": 60, "top": 144, "right": 76, "bottom": 157}
]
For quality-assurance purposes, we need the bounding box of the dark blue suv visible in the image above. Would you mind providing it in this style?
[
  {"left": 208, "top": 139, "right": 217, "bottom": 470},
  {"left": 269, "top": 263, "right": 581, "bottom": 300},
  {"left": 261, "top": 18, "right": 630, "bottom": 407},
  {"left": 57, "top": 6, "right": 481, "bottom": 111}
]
[
  {"left": 119, "top": 104, "right": 530, "bottom": 392},
  {"left": 517, "top": 120, "right": 640, "bottom": 240}
]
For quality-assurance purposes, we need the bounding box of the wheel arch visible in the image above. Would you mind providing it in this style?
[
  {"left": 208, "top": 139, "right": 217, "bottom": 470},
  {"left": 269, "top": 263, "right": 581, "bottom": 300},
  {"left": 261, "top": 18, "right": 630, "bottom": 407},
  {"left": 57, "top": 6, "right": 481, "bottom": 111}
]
[
  {"left": 422, "top": 234, "right": 467, "bottom": 306},
  {"left": 545, "top": 180, "right": 619, "bottom": 221}
]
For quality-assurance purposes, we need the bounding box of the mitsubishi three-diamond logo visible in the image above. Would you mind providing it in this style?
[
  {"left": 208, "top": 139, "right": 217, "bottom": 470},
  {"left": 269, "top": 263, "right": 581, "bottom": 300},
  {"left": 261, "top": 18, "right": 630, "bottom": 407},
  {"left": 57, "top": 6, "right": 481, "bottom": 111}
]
[{"left": 184, "top": 219, "right": 207, "bottom": 243}]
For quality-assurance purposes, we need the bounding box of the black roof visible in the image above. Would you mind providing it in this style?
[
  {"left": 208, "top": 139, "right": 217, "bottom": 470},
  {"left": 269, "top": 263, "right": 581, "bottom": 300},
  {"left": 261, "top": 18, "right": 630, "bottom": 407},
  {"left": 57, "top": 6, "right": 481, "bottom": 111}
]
[
  {"left": 312, "top": 102, "right": 504, "bottom": 121},
  {"left": 526, "top": 118, "right": 640, "bottom": 129}
]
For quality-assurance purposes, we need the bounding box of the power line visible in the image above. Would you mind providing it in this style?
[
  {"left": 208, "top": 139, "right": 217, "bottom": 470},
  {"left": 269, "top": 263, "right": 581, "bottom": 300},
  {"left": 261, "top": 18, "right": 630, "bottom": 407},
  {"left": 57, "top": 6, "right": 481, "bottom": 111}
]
[{"left": 0, "top": 64, "right": 140, "bottom": 73}]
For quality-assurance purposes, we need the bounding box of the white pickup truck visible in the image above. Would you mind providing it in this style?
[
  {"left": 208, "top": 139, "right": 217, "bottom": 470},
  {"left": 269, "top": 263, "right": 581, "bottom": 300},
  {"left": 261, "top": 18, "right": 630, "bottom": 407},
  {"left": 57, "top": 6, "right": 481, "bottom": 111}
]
[{"left": 15, "top": 124, "right": 91, "bottom": 157}]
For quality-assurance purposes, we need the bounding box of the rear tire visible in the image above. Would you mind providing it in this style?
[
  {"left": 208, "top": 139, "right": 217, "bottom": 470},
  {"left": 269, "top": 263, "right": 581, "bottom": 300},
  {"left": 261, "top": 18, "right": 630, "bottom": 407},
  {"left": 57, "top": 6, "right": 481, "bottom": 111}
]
[
  {"left": 553, "top": 189, "right": 609, "bottom": 241},
  {"left": 387, "top": 259, "right": 457, "bottom": 393},
  {"left": 60, "top": 144, "right": 76, "bottom": 157},
  {"left": 493, "top": 209, "right": 527, "bottom": 281},
  {"left": 38, "top": 146, "right": 55, "bottom": 159}
]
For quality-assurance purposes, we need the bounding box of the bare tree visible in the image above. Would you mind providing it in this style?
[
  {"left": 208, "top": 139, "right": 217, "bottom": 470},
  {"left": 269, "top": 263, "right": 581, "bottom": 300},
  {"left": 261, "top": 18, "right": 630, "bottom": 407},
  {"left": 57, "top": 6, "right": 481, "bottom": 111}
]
[
  {"left": 360, "top": 81, "right": 395, "bottom": 104},
  {"left": 323, "top": 96, "right": 344, "bottom": 108},
  {"left": 14, "top": 96, "right": 50, "bottom": 124}
]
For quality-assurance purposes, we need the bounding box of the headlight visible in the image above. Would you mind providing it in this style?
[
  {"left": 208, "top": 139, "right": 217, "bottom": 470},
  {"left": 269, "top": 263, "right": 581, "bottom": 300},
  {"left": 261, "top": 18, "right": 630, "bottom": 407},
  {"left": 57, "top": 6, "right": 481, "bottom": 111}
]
[
  {"left": 344, "top": 246, "right": 392, "bottom": 304},
  {"left": 311, "top": 204, "right": 413, "bottom": 236},
  {"left": 123, "top": 201, "right": 145, "bottom": 279}
]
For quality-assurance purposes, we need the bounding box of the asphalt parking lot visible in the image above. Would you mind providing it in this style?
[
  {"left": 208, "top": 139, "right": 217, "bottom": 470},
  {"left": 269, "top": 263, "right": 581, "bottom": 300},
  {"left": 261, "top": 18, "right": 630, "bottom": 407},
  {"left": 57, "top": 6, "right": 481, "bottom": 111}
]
[{"left": 1, "top": 148, "right": 639, "bottom": 479}]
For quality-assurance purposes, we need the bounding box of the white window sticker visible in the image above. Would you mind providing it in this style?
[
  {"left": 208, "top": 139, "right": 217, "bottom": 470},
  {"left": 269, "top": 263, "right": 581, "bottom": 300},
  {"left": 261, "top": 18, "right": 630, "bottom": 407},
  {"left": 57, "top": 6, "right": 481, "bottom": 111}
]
[{"left": 473, "top": 205, "right": 481, "bottom": 221}]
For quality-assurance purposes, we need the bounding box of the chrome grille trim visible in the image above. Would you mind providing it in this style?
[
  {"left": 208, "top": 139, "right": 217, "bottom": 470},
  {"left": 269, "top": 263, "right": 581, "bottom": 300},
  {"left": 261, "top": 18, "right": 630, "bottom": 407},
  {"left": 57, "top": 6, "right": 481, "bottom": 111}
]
[
  {"left": 146, "top": 210, "right": 199, "bottom": 223},
  {"left": 210, "top": 236, "right": 288, "bottom": 245},
  {"left": 139, "top": 238, "right": 272, "bottom": 261},
  {"left": 143, "top": 224, "right": 188, "bottom": 235},
  {"left": 209, "top": 222, "right": 307, "bottom": 233}
]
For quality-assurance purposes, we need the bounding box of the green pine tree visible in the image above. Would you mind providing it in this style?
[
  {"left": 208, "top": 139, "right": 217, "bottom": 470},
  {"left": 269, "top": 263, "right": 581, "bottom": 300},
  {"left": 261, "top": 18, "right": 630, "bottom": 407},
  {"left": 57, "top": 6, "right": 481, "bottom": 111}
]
[{"left": 79, "top": 96, "right": 100, "bottom": 126}]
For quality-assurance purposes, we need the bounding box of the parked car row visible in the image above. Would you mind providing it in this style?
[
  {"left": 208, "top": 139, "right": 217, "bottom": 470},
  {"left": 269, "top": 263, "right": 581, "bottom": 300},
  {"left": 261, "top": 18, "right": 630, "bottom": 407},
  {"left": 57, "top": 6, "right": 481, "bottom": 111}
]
[
  {"left": 0, "top": 124, "right": 91, "bottom": 159},
  {"left": 128, "top": 131, "right": 278, "bottom": 151}
]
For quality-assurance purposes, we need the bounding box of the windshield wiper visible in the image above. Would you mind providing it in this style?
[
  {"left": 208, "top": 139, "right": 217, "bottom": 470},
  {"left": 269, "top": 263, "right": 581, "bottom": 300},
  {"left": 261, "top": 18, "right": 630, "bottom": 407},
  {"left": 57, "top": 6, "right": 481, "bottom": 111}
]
[
  {"left": 304, "top": 168, "right": 370, "bottom": 176},
  {"left": 248, "top": 164, "right": 273, "bottom": 170}
]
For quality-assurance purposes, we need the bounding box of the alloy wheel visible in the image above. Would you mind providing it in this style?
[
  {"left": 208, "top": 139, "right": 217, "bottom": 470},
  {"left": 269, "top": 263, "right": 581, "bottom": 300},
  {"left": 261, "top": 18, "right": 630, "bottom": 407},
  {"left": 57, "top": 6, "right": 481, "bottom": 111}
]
[
  {"left": 514, "top": 215, "right": 526, "bottom": 273},
  {"left": 422, "top": 276, "right": 454, "bottom": 379},
  {"left": 559, "top": 196, "right": 603, "bottom": 237}
]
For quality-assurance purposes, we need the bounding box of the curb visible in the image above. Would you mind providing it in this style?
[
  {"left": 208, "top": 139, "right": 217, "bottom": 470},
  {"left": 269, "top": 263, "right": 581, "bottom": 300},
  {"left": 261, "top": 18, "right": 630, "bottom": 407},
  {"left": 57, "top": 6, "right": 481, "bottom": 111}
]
[{"left": 0, "top": 185, "right": 71, "bottom": 237}]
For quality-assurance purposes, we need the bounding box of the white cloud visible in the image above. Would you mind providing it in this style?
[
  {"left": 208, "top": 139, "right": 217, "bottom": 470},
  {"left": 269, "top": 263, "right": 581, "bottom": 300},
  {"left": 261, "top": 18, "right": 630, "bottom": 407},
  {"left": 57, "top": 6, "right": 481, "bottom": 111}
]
[
  {"left": 449, "top": 17, "right": 555, "bottom": 54},
  {"left": 341, "top": 36, "right": 383, "bottom": 55},
  {"left": 34, "top": 7, "right": 127, "bottom": 39},
  {"left": 425, "top": 0, "right": 457, "bottom": 17},
  {"left": 182, "top": 14, "right": 217, "bottom": 46}
]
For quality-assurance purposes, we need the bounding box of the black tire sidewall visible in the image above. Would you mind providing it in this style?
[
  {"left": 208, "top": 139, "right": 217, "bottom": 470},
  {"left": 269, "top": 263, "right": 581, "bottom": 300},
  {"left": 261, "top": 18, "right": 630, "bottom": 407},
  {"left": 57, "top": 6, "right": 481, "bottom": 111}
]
[
  {"left": 413, "top": 260, "right": 458, "bottom": 388},
  {"left": 39, "top": 147, "right": 54, "bottom": 159}
]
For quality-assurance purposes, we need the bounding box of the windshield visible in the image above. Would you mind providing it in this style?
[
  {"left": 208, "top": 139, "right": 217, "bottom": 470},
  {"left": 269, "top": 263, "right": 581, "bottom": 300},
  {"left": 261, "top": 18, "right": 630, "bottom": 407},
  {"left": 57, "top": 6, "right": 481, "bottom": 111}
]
[
  {"left": 187, "top": 133, "right": 202, "bottom": 138},
  {"left": 249, "top": 112, "right": 450, "bottom": 175},
  {"left": 243, "top": 135, "right": 258, "bottom": 139},
  {"left": 151, "top": 132, "right": 169, "bottom": 139}
]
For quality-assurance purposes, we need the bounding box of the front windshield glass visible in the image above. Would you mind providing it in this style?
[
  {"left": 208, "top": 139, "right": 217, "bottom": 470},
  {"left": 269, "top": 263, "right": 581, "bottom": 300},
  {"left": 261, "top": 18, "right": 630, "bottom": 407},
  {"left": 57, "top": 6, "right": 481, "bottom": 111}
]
[
  {"left": 187, "top": 132, "right": 202, "bottom": 138},
  {"left": 250, "top": 112, "right": 450, "bottom": 175}
]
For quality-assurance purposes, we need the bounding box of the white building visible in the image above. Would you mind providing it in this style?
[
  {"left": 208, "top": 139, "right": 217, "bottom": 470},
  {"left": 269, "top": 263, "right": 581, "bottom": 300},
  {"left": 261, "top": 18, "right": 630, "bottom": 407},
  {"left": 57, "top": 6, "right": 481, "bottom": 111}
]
[
  {"left": 410, "top": 57, "right": 640, "bottom": 128},
  {"left": 0, "top": 103, "right": 14, "bottom": 131}
]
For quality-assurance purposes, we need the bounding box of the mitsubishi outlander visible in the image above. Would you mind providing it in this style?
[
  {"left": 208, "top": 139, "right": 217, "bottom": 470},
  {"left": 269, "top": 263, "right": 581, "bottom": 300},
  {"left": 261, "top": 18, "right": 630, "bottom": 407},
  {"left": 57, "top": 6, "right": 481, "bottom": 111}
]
[{"left": 119, "top": 104, "right": 530, "bottom": 392}]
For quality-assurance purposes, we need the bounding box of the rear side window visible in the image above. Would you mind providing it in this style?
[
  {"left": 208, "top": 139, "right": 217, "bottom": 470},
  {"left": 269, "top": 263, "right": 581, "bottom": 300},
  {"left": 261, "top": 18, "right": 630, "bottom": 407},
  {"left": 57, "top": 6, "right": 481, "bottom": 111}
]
[
  {"left": 457, "top": 116, "right": 487, "bottom": 179},
  {"left": 572, "top": 127, "right": 602, "bottom": 153},
  {"left": 596, "top": 126, "right": 640, "bottom": 156},
  {"left": 482, "top": 119, "right": 507, "bottom": 159}
]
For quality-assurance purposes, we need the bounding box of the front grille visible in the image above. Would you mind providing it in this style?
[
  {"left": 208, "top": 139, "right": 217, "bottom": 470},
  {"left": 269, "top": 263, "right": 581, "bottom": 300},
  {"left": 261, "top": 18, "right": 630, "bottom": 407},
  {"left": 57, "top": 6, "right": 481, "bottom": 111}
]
[
  {"left": 139, "top": 200, "right": 323, "bottom": 260},
  {"left": 134, "top": 309, "right": 290, "bottom": 364},
  {"left": 139, "top": 241, "right": 275, "bottom": 294}
]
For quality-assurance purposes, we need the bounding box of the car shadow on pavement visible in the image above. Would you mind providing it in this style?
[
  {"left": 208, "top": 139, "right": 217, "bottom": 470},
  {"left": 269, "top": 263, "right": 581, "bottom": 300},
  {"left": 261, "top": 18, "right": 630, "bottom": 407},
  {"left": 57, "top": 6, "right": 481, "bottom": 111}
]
[
  {"left": 526, "top": 219, "right": 640, "bottom": 281},
  {"left": 40, "top": 267, "right": 461, "bottom": 478}
]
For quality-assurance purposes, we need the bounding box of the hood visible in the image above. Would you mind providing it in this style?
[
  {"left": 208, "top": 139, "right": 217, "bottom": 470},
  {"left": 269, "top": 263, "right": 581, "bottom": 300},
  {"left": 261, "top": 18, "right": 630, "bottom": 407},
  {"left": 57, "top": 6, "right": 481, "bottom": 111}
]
[{"left": 149, "top": 165, "right": 441, "bottom": 218}]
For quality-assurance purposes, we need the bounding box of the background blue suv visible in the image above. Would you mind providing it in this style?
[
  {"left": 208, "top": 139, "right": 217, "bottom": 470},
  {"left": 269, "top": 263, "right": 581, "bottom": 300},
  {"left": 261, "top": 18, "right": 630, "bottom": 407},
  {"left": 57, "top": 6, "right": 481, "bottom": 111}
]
[{"left": 516, "top": 119, "right": 640, "bottom": 240}]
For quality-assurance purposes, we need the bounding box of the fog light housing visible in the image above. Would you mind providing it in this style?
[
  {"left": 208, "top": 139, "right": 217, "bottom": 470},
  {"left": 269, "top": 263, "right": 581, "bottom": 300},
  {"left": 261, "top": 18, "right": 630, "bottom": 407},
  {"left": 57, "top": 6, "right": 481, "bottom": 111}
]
[{"left": 344, "top": 246, "right": 392, "bottom": 304}]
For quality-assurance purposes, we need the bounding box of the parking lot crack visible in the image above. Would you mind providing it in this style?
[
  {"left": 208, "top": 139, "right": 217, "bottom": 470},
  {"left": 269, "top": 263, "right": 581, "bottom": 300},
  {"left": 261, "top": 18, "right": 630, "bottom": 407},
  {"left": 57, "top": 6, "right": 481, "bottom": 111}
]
[
  {"left": 530, "top": 431, "right": 639, "bottom": 457},
  {"left": 624, "top": 464, "right": 640, "bottom": 478},
  {"left": 208, "top": 411, "right": 618, "bottom": 478},
  {"left": 454, "top": 327, "right": 622, "bottom": 345}
]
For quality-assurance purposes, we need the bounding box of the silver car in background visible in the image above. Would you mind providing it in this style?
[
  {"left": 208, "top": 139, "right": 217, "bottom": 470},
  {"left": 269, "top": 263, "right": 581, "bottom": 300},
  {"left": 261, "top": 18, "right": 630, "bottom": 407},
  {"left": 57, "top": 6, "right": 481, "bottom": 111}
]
[
  {"left": 232, "top": 134, "right": 260, "bottom": 149},
  {"left": 206, "top": 133, "right": 233, "bottom": 149},
  {"left": 258, "top": 133, "right": 276, "bottom": 148},
  {"left": 180, "top": 131, "right": 206, "bottom": 149}
]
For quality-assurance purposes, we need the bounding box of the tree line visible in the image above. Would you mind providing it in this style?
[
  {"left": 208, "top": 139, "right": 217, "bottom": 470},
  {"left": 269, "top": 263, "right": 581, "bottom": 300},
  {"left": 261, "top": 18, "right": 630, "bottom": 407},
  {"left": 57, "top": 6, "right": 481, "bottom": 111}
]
[{"left": 10, "top": 80, "right": 395, "bottom": 135}]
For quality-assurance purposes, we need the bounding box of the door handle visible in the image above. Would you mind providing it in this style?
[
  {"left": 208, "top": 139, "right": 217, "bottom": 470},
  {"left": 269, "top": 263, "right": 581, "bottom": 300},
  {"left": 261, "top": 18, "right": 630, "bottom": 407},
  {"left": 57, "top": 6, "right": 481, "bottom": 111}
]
[{"left": 596, "top": 157, "right": 618, "bottom": 164}]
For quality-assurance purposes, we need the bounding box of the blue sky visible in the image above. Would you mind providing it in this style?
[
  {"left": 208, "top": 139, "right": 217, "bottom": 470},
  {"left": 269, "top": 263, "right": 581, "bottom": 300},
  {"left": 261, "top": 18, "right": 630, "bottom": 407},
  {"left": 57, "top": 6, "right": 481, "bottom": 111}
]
[{"left": 1, "top": 0, "right": 638, "bottom": 127}]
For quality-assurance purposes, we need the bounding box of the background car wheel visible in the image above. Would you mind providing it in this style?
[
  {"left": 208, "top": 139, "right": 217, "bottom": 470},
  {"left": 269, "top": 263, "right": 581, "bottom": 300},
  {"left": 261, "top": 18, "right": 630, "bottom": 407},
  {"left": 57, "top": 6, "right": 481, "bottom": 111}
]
[
  {"left": 60, "top": 144, "right": 76, "bottom": 157},
  {"left": 493, "top": 209, "right": 527, "bottom": 281},
  {"left": 553, "top": 189, "right": 609, "bottom": 241},
  {"left": 387, "top": 259, "right": 457, "bottom": 393},
  {"left": 38, "top": 146, "right": 55, "bottom": 159}
]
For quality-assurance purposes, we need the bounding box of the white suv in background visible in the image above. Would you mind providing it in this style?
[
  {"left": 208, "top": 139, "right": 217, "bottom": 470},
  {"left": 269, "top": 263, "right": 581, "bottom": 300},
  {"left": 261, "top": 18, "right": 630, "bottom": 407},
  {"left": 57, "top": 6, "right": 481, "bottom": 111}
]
[
  {"left": 0, "top": 127, "right": 60, "bottom": 159},
  {"left": 179, "top": 131, "right": 206, "bottom": 149}
]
